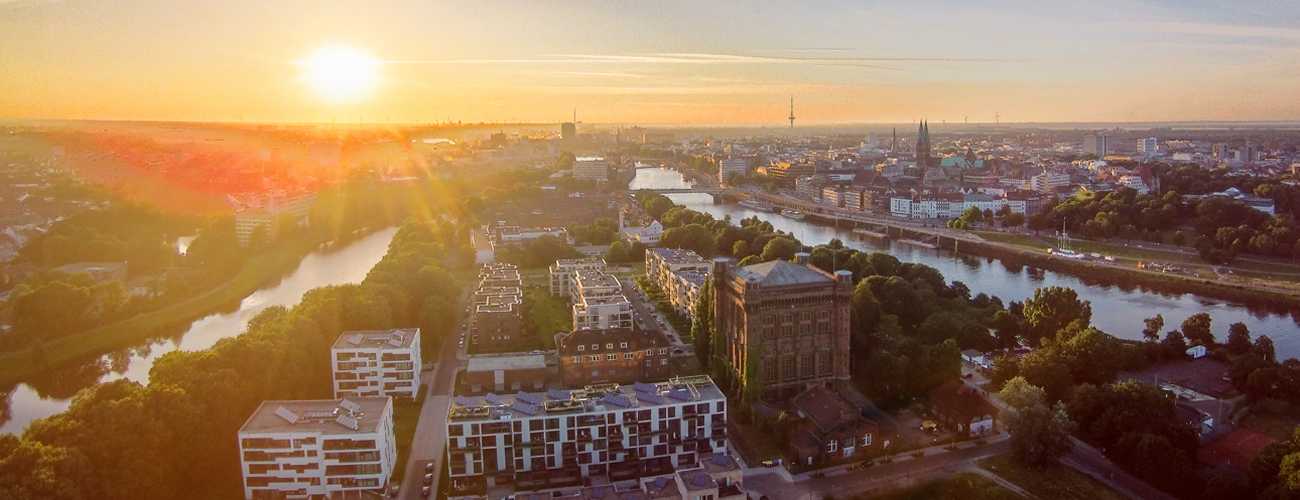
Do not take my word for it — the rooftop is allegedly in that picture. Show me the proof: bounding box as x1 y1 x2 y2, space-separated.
240 397 391 435
731 259 834 287
447 375 723 422
467 354 547 373
332 329 419 350
649 248 708 265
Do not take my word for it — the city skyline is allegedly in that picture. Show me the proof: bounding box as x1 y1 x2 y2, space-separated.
2 1 1300 124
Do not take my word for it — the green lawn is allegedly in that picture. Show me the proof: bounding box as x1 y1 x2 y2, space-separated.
978 455 1128 500
972 231 1051 252
391 395 425 482
524 290 569 350
869 472 1020 500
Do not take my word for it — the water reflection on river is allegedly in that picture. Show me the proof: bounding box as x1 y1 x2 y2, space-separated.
1 227 398 435
629 167 1300 359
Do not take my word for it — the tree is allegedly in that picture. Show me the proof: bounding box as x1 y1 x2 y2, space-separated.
961 206 984 225
759 236 802 262
659 223 716 258
1021 286 1092 341
1226 322 1252 355
605 241 629 263
691 283 714 369
1180 313 1214 347
1142 314 1164 342
1003 212 1025 227
1000 376 1076 466
1256 335 1277 363
731 240 751 259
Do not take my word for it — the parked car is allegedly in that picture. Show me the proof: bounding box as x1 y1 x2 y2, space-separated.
422 486 431 498
425 462 435 474
530 350 541 355
390 485 400 497
423 473 434 485
761 459 782 468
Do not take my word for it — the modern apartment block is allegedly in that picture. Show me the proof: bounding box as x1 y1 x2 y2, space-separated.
331 329 422 399
569 269 633 331
445 376 728 489
573 157 610 182
555 328 673 387
238 397 396 500
646 248 711 290
1030 171 1071 193
550 258 607 298
231 191 316 247
712 253 854 399
473 263 527 354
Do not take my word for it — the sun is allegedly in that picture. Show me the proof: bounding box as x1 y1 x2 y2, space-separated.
300 46 380 102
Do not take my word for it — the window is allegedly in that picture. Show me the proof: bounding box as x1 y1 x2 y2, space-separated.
763 315 776 326
781 314 792 324
646 349 654 355
863 433 872 447
620 342 628 348
658 348 668 355
780 357 794 378
572 357 581 363
800 354 813 377
606 343 614 349
624 353 634 360
578 345 585 352
762 360 776 381
592 344 599 351
661 359 668 365
607 354 616 361
819 310 830 320
827 440 837 453
801 312 811 322
818 352 832 375
590 355 600 362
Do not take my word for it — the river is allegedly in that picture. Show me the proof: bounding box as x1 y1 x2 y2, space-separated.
0 227 399 435
629 166 1300 359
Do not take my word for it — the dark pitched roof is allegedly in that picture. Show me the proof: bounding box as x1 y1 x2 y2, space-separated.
927 381 998 419
555 328 671 356
733 260 833 287
792 385 857 433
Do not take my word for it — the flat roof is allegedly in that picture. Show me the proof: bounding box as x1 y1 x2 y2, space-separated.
649 248 708 265
448 376 724 423
467 354 547 372
240 397 390 435
332 329 419 350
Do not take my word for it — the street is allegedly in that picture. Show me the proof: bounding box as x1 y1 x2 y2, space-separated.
397 298 470 500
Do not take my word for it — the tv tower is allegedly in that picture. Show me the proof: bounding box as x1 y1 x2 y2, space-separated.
788 95 795 130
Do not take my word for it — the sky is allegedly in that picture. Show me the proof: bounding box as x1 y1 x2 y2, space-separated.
2 0 1299 124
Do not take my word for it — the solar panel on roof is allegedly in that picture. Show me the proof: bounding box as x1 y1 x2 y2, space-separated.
303 410 335 419
454 396 476 407
274 406 299 424
592 488 605 499
335 414 360 431
547 389 571 400
692 474 708 487
638 392 663 404
510 401 538 416
665 389 693 401
653 477 668 488
339 399 362 413
347 333 365 345
632 382 658 393
387 337 404 348
711 454 729 467
516 392 543 405
602 394 631 408
485 393 502 404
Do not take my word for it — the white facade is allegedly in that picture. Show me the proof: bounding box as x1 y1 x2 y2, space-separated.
445 376 729 482
549 258 607 298
573 157 610 182
233 192 316 247
1030 172 1071 193
573 295 635 330
889 197 912 216
238 397 396 500
331 329 422 400
1083 133 1109 157
621 220 663 246
1137 137 1159 156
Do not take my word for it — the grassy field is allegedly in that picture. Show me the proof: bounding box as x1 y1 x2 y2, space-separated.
0 230 365 385
972 231 1051 252
978 455 1128 500
869 472 1020 500
524 289 569 350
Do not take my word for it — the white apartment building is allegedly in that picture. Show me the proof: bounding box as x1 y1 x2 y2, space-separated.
232 192 316 247
646 248 711 290
331 329 422 400
889 197 912 216
718 158 750 183
1137 137 1159 157
570 269 624 304
664 271 707 317
1083 133 1109 158
445 376 729 486
238 397 396 500
495 227 570 248
573 157 610 182
1030 172 1071 193
573 295 635 330
621 220 663 246
549 258 607 298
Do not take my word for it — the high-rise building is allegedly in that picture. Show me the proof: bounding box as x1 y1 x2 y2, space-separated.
1030 172 1072 193
712 254 853 399
1082 133 1109 157
331 329 422 399
238 397 396 500
1137 137 1158 156
718 158 750 183
561 122 576 141
572 157 609 182
1212 143 1230 159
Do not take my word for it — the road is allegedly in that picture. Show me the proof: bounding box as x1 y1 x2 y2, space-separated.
744 440 1011 500
397 297 471 500
621 279 692 354
1062 439 1178 500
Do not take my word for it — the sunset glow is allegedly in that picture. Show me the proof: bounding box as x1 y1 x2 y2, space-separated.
299 46 380 102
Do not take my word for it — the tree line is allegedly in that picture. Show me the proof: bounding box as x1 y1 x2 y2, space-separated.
0 218 469 500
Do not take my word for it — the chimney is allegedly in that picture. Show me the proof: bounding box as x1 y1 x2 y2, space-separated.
712 257 730 279
794 252 811 265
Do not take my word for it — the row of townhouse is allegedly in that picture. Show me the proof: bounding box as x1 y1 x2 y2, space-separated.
889 191 1045 219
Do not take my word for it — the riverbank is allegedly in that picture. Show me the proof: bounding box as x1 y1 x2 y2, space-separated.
950 235 1300 310
0 227 385 386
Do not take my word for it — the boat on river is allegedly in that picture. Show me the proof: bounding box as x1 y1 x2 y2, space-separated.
738 199 775 212
780 209 806 220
